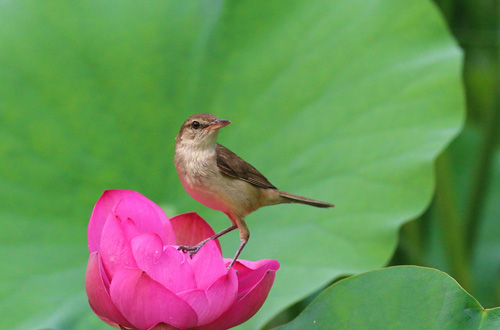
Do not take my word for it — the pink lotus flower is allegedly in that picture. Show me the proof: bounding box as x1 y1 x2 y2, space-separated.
85 190 279 330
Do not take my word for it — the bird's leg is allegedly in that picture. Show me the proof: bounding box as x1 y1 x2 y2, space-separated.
227 240 247 270
227 217 249 270
178 224 237 257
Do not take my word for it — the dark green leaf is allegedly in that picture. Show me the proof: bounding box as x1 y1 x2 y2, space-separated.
277 266 500 330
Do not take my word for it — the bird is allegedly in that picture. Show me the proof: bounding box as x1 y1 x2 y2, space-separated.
174 113 334 268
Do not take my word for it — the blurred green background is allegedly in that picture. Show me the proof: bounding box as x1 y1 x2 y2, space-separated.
0 0 497 329
391 0 500 308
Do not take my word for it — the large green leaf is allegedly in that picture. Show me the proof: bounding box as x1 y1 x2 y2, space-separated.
277 266 500 330
0 0 463 329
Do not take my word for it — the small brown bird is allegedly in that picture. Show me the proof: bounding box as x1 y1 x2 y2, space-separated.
174 113 333 268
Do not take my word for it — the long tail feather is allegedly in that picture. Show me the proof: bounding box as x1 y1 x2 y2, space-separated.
278 190 334 208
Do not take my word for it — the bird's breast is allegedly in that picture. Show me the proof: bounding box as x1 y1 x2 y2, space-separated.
175 146 217 181
175 145 230 210
174 144 264 216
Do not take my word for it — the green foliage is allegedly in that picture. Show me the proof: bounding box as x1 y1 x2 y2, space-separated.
391 0 500 315
277 266 500 330
0 0 470 329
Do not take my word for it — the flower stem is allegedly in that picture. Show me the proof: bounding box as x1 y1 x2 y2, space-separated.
463 0 500 254
434 152 472 291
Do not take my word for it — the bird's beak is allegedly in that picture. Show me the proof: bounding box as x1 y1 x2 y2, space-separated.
205 119 232 131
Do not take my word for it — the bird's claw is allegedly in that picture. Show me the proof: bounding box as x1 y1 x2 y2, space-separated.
178 245 201 258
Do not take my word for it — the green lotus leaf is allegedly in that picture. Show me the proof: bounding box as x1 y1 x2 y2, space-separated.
0 0 464 329
278 266 500 330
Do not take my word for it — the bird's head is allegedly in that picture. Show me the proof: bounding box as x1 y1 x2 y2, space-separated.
175 113 231 148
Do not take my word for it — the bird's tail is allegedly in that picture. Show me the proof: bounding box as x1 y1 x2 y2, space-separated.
278 190 334 208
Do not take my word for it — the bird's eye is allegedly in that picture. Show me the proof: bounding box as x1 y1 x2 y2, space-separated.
191 121 201 129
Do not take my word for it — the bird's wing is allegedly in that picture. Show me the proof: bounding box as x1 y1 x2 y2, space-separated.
216 144 277 189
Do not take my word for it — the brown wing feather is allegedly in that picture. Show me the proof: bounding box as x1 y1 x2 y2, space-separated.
216 144 277 189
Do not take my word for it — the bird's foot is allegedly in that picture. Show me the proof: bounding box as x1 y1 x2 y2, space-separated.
178 244 202 258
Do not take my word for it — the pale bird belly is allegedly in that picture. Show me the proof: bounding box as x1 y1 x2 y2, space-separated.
179 170 261 216
183 177 231 212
